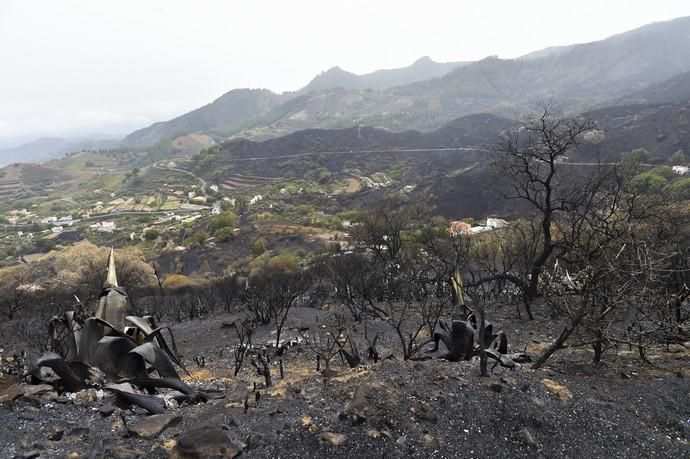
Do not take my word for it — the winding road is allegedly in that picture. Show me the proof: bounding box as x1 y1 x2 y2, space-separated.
153 163 210 199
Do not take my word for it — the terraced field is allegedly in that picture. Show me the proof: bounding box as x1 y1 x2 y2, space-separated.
221 173 282 190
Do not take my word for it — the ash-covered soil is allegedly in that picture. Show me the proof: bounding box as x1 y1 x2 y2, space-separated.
1 305 688 458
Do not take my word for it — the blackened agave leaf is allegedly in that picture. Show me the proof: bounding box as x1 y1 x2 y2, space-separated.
36 352 85 392
117 377 225 402
146 327 187 374
90 317 129 338
105 386 166 414
77 318 105 366
129 342 180 379
29 365 60 385
117 377 194 395
125 316 186 374
125 315 155 335
94 336 147 378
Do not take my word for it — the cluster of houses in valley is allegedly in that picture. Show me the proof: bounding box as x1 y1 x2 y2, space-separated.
6 208 34 225
449 217 509 236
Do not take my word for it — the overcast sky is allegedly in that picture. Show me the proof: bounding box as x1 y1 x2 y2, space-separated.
1 0 690 147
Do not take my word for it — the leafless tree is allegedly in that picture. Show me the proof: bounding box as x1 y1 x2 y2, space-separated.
324 253 387 320
232 318 254 376
491 104 597 318
532 165 690 368
300 315 346 371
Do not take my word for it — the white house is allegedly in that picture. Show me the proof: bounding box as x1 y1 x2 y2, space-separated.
90 221 116 233
486 217 508 229
672 165 689 175
57 216 74 227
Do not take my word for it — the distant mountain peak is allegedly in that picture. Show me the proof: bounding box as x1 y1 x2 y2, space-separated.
412 56 435 65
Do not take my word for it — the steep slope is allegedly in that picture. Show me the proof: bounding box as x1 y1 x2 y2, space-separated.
118 17 690 149
518 44 577 61
298 56 468 94
121 57 467 148
243 16 690 137
584 99 690 162
619 71 690 105
122 88 285 147
220 112 512 161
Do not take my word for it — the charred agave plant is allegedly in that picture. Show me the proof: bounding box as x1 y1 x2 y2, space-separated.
28 249 217 413
429 269 529 369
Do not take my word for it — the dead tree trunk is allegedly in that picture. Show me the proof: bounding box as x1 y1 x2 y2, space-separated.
251 350 272 387
532 312 583 369
478 307 488 377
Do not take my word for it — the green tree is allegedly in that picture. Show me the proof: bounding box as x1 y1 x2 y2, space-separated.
669 150 686 166
215 226 236 242
185 231 209 247
250 237 268 256
264 253 299 273
162 274 190 289
628 171 668 194
144 228 160 241
208 211 237 235
666 178 690 200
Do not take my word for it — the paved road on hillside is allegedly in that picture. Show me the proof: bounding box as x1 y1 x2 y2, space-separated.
183 146 658 168
202 146 489 162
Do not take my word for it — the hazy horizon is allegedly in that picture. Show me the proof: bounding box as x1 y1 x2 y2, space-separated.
2 0 690 147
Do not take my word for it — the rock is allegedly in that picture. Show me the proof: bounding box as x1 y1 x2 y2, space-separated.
31 440 52 450
40 391 59 402
44 426 64 441
172 425 243 458
20 450 40 459
128 413 182 439
64 427 90 442
99 403 116 417
101 443 145 458
488 382 504 393
65 452 80 459
515 427 537 447
318 431 347 446
18 395 43 408
161 439 177 455
367 429 381 439
339 381 395 425
301 415 315 430
500 376 517 386
73 389 99 406
396 436 409 448
0 384 28 403
541 378 573 400
24 384 56 397
422 433 440 449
